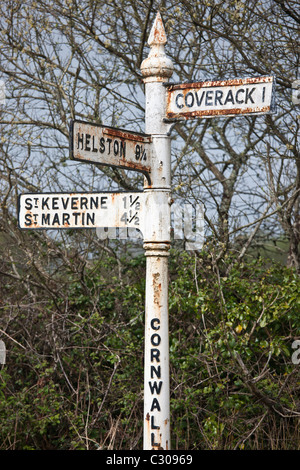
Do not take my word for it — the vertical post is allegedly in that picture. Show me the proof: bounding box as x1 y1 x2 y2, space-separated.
141 12 174 450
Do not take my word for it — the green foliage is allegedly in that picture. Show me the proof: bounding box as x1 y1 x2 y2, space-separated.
168 251 300 449
1 246 299 450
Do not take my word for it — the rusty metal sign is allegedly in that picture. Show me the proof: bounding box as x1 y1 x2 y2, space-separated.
70 120 152 183
18 192 143 230
165 76 276 120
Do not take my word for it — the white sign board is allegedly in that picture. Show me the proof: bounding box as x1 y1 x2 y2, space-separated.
166 76 276 120
18 192 143 230
70 120 152 183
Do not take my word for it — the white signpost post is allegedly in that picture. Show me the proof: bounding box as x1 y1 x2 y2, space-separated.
18 11 275 452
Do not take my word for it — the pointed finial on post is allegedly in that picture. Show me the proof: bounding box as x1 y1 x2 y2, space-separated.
141 11 173 83
148 11 167 46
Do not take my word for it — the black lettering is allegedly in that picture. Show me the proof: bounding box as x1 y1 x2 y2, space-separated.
62 197 70 210
196 90 205 107
86 213 95 225
151 333 161 347
52 197 59 210
101 196 108 208
245 87 255 104
151 433 159 447
92 135 98 152
73 212 81 225
185 92 194 108
41 197 50 210
151 416 160 430
41 214 50 225
24 198 33 210
148 381 163 395
106 138 112 154
151 318 160 330
150 398 161 412
224 89 235 105
235 89 245 104
120 141 126 158
77 133 84 150
80 197 88 209
62 213 70 226
113 140 119 156
205 90 213 106
24 213 32 226
71 197 79 210
85 134 91 151
52 213 60 225
91 197 99 209
175 93 184 109
215 90 223 106
151 365 161 379
151 348 160 363
262 86 265 103
99 137 105 153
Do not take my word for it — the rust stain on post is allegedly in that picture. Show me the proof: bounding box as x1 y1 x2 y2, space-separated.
140 12 174 84
152 272 162 309
148 12 167 46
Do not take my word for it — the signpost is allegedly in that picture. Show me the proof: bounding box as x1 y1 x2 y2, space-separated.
18 11 276 452
139 12 174 451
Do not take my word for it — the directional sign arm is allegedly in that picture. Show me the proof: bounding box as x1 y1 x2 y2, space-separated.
69 120 153 184
165 76 276 120
18 192 144 231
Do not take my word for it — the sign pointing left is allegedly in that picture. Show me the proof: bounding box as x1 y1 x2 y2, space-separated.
70 120 152 183
18 192 143 230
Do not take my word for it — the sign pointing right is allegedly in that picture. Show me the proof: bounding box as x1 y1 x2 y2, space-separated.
165 76 276 120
